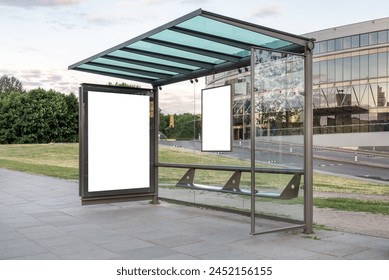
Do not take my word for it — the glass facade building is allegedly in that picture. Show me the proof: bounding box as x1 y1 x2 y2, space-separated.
206 18 389 143
309 21 389 135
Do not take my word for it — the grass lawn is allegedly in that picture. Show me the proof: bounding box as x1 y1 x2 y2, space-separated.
1 143 388 215
0 143 78 180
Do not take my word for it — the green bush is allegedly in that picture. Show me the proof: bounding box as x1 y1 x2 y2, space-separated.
0 88 78 144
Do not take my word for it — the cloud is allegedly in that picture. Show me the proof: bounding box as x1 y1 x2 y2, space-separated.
0 0 80 8
252 3 283 18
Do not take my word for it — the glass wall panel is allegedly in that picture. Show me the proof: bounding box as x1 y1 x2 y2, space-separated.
378 30 388 44
320 88 329 107
327 39 335 52
327 59 335 82
351 55 360 80
158 79 251 212
343 36 351 49
360 55 369 79
335 38 342 51
360 34 369 47
343 57 351 81
360 84 369 107
320 41 328 53
335 58 343 82
320 60 328 83
369 32 378 45
369 52 378 78
351 35 360 48
313 61 320 85
253 48 304 225
378 51 387 77
378 82 387 107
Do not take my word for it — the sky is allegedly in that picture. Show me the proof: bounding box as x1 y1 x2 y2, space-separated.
1 0 389 113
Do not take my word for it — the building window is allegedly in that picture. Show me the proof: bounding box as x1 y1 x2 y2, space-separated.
360 34 369 47
327 39 335 52
360 55 369 78
343 36 351 49
378 52 387 77
351 35 360 48
378 30 388 44
343 57 351 81
335 38 342 50
320 60 328 83
369 32 378 45
327 59 335 82
368 52 378 78
335 58 343 82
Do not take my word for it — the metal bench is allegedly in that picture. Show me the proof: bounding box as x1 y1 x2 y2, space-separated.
158 163 303 200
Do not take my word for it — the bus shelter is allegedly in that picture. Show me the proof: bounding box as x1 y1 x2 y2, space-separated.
69 9 314 234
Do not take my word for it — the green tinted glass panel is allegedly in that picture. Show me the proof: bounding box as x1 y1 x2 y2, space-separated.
178 16 292 49
93 58 178 75
110 50 198 70
77 64 159 79
151 30 248 57
127 41 224 64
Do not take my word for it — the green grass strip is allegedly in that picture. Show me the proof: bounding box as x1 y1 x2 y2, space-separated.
0 159 78 180
314 197 389 216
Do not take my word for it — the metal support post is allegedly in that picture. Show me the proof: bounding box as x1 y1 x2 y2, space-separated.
250 48 256 234
304 42 314 234
153 86 160 204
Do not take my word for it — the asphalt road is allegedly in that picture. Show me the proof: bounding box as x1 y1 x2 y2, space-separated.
161 139 389 183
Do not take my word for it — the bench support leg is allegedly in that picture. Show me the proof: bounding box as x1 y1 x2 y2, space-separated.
222 171 242 192
279 174 302 200
177 168 195 187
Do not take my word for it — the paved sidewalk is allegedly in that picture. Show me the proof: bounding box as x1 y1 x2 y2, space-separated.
0 168 388 260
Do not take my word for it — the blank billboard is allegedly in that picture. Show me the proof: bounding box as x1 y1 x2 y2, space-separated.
88 91 150 192
201 85 232 152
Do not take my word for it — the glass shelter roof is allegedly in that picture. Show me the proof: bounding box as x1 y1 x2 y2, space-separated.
69 9 312 86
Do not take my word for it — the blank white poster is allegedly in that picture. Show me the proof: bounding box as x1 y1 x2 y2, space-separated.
202 85 232 151
88 91 150 192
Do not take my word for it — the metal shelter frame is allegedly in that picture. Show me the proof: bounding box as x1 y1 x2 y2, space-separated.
70 9 314 234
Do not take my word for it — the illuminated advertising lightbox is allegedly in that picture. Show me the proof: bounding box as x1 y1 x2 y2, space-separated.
88 91 150 192
201 85 232 152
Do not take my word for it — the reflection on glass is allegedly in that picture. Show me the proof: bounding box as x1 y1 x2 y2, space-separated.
378 52 387 77
360 55 369 78
369 53 378 78
253 48 304 223
253 49 304 138
343 57 351 81
351 55 360 80
320 60 327 83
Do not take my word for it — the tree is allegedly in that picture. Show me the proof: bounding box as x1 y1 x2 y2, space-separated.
0 75 23 94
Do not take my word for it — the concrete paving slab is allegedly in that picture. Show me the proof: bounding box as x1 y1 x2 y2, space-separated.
0 168 388 260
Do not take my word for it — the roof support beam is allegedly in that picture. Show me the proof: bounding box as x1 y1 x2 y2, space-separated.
102 55 193 75
73 68 157 84
121 47 215 69
153 56 251 87
143 38 241 63
86 61 174 80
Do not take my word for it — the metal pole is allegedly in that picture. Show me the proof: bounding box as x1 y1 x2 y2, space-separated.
153 86 160 204
304 42 314 234
250 48 256 234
